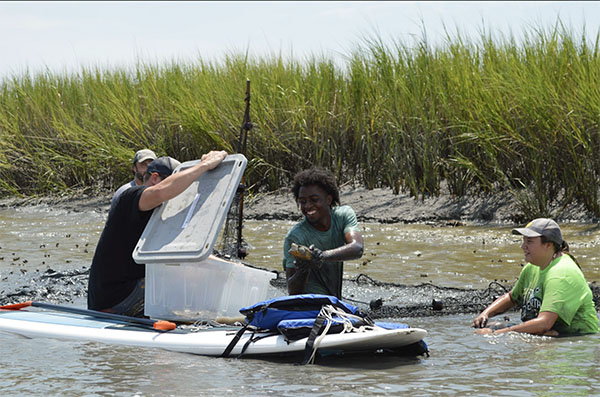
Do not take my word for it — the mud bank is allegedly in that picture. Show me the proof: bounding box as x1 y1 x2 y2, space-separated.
244 186 600 224
4 185 597 225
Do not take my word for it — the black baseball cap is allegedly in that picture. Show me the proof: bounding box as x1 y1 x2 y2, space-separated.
146 156 181 178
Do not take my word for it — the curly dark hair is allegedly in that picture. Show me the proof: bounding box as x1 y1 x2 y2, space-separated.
291 167 340 207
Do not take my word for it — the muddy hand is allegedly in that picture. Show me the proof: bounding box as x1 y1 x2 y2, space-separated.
289 243 313 261
289 243 323 268
472 313 488 328
307 245 323 264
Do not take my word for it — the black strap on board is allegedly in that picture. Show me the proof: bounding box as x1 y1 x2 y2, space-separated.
300 314 327 365
221 323 250 358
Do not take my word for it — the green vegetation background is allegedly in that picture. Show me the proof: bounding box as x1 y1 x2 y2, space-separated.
1 27 599 218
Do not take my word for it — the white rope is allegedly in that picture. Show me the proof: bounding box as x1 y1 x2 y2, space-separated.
180 319 233 332
306 305 374 364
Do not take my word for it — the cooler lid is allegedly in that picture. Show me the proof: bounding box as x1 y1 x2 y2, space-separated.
132 154 247 264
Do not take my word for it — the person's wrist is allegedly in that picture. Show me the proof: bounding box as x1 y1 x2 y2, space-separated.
319 250 328 262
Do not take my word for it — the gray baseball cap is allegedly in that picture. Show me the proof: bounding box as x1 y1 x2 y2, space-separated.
512 218 563 246
133 149 157 165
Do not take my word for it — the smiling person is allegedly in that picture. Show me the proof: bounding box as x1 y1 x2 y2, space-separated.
283 167 364 298
473 218 599 336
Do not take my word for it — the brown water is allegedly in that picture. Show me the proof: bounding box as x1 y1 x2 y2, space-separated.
244 220 600 288
0 206 599 396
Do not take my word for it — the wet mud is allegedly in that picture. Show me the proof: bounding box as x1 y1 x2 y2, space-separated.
1 267 89 306
3 266 597 319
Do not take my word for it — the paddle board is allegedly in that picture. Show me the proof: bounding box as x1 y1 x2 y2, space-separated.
0 309 427 357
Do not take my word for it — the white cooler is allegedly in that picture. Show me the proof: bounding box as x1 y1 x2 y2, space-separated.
132 154 275 321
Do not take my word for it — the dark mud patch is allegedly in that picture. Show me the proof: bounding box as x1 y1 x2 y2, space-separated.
0 266 89 306
2 265 598 319
267 270 600 319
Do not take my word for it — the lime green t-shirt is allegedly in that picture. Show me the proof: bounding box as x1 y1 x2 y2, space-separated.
510 255 599 334
282 205 360 298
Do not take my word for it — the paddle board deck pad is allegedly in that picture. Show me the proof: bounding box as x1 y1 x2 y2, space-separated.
0 309 427 358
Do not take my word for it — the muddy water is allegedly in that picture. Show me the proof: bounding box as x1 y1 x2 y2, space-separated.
1 206 599 396
244 220 600 288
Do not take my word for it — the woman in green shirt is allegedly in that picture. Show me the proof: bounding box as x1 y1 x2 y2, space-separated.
472 218 599 336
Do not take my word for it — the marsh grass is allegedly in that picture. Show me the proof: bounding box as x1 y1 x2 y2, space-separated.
1 25 599 217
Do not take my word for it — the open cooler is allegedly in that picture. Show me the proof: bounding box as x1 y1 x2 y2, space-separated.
132 154 275 321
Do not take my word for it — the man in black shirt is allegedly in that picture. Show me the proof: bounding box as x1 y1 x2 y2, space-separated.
87 151 227 317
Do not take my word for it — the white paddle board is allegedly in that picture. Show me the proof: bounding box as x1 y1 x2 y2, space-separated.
0 309 427 357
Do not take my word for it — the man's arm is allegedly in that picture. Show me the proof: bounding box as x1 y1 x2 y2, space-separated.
320 230 364 262
138 150 227 211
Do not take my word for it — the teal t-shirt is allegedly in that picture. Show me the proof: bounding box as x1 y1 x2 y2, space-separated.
510 255 599 334
283 205 360 298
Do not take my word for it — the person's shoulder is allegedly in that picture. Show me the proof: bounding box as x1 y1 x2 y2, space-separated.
557 254 577 267
332 205 356 216
285 218 309 237
332 206 359 227
125 184 145 194
117 180 135 191
112 180 134 199
549 254 581 276
110 185 149 219
118 185 146 203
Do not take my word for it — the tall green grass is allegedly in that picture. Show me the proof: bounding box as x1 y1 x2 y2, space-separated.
1 25 599 218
